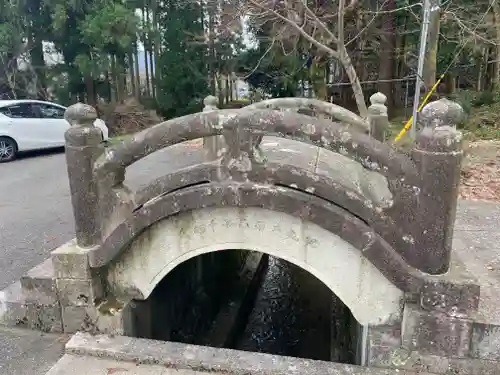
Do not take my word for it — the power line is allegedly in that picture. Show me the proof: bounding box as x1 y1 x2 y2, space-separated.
327 76 417 87
395 0 499 141
410 0 431 139
441 0 498 77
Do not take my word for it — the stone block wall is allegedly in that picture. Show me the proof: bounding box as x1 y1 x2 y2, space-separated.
50 240 256 338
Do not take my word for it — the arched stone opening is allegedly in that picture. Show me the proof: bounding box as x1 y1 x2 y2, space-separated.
108 206 404 327
105 206 404 365
122 249 364 364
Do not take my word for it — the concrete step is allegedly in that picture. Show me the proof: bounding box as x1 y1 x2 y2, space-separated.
46 354 202 375
0 279 62 333
61 332 436 375
0 281 29 327
20 258 57 304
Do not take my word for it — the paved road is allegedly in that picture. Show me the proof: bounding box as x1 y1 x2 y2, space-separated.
0 150 73 289
0 142 206 374
0 141 206 290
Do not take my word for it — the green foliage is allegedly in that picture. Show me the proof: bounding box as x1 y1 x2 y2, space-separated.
80 2 139 53
156 0 209 118
0 24 19 54
238 45 307 97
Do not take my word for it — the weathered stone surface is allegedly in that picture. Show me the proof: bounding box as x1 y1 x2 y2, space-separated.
420 280 479 316
47 353 437 375
60 300 127 335
419 98 464 130
471 323 500 361
21 258 58 304
64 333 435 375
94 109 418 182
107 206 404 326
370 348 500 374
64 103 105 248
365 323 402 367
1 279 63 333
368 92 388 142
60 305 87 333
99 178 478 314
46 354 211 375
27 302 63 333
51 239 91 280
98 182 428 294
54 98 478 366
402 303 472 358
0 281 29 328
245 97 369 132
85 105 463 280
56 278 102 307
410 100 464 274
133 140 408 257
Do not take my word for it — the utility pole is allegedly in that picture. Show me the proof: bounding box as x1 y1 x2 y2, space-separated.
410 0 431 140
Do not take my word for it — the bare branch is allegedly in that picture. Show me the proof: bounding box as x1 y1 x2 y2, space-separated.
243 37 278 79
300 0 338 43
248 0 340 58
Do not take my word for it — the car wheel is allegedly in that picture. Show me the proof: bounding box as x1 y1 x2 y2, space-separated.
0 137 18 163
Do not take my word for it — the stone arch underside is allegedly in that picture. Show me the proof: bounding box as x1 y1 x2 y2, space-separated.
107 206 404 326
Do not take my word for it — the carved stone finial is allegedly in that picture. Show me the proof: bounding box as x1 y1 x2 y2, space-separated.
370 92 387 106
203 95 218 112
416 99 464 152
369 92 388 116
64 103 98 127
419 98 464 129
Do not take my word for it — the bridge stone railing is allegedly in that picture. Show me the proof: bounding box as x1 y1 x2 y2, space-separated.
60 97 482 361
202 93 389 158
64 97 462 277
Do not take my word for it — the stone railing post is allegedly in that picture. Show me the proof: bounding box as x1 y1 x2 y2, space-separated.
64 103 105 248
367 92 388 141
411 99 464 274
202 95 225 159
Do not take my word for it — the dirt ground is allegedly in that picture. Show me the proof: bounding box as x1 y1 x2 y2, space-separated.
460 140 500 201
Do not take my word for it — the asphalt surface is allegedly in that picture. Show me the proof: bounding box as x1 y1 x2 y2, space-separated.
0 142 206 290
0 149 73 289
0 142 206 374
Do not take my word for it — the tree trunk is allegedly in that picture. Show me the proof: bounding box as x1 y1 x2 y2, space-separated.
148 48 155 98
31 39 47 99
339 46 368 117
477 48 487 91
105 69 112 102
152 0 161 84
84 75 96 105
394 13 408 108
208 0 217 94
111 55 119 102
129 50 137 98
142 6 151 97
492 1 500 90
134 42 141 96
378 0 396 113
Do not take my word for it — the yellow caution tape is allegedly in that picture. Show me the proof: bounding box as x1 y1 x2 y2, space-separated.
394 74 445 142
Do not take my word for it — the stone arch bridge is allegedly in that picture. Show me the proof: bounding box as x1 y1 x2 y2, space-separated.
0 94 487 373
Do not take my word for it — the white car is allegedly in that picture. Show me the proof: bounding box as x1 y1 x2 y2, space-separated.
0 99 109 162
